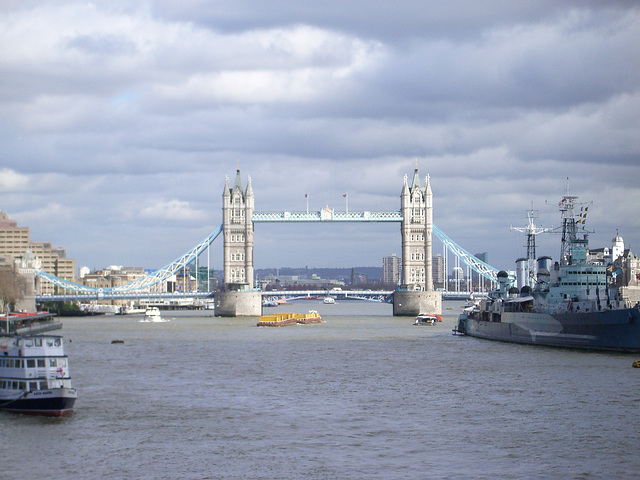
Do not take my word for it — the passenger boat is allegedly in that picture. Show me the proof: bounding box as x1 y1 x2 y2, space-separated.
414 313 442 326
140 307 168 323
0 334 76 416
257 311 323 326
455 192 640 352
323 296 335 304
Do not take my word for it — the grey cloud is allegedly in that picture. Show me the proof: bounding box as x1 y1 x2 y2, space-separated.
1 0 638 271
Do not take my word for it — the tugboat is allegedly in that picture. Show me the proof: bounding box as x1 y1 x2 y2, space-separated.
0 334 76 416
455 192 640 352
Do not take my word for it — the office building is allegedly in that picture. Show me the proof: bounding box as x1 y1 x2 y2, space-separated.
383 253 402 285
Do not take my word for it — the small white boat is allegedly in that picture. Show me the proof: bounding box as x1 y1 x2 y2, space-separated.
323 296 335 304
140 307 168 323
413 313 442 326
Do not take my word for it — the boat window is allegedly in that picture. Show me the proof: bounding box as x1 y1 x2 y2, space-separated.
39 381 47 390
50 358 57 367
34 338 42 347
0 380 5 388
46 339 54 347
18 381 26 390
15 359 23 368
24 339 33 347
29 381 37 390
37 359 45 368
27 359 35 368
54 339 61 347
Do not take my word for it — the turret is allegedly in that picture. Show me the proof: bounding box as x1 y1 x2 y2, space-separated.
401 174 410 286
424 174 433 292
497 270 510 297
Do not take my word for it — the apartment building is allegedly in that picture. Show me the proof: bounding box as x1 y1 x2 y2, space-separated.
0 211 75 294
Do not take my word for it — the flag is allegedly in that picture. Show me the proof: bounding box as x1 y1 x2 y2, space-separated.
305 194 308 198
343 194 347 198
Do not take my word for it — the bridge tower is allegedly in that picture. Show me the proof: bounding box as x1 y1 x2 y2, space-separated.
216 165 262 316
394 162 441 316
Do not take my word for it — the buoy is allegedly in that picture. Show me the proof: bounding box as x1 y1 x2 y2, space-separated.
111 340 125 344
632 360 640 368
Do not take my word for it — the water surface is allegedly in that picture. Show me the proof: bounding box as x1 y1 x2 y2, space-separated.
2 300 638 479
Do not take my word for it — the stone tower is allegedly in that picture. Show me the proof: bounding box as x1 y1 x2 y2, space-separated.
222 165 255 290
400 162 433 292
394 162 441 316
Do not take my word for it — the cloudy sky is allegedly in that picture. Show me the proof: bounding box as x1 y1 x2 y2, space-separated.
1 0 639 276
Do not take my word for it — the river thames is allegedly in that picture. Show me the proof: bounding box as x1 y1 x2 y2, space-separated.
2 300 639 479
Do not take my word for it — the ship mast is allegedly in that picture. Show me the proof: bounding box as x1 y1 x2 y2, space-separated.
511 203 552 285
557 178 591 266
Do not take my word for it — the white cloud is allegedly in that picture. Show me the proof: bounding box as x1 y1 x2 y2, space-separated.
139 199 207 222
0 168 29 191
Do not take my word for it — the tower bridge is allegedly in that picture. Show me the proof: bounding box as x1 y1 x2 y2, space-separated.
32 163 500 316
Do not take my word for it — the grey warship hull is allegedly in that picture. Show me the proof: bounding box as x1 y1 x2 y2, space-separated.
458 307 640 352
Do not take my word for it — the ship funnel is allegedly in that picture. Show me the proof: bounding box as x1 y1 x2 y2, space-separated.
537 256 552 272
515 258 527 290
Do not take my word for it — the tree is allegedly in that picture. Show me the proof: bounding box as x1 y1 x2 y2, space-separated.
0 266 26 313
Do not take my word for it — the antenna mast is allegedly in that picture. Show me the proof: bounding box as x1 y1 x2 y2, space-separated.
511 203 552 286
557 178 592 265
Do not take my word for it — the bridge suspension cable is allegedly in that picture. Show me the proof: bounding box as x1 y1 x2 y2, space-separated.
35 224 223 294
432 224 499 282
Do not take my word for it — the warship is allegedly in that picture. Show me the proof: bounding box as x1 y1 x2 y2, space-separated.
456 192 640 352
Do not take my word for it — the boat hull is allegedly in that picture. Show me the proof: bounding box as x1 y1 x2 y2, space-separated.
0 388 77 416
459 307 640 352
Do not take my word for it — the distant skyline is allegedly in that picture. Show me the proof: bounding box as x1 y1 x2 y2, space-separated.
1 1 639 273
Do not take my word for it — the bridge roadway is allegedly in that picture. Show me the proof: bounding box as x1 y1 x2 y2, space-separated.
36 290 479 303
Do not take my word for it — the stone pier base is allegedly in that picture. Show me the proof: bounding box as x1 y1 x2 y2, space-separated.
15 270 36 313
15 295 36 313
215 291 262 317
393 290 442 317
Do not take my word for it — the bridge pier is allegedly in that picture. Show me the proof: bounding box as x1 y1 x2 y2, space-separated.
393 290 442 317
214 290 262 317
